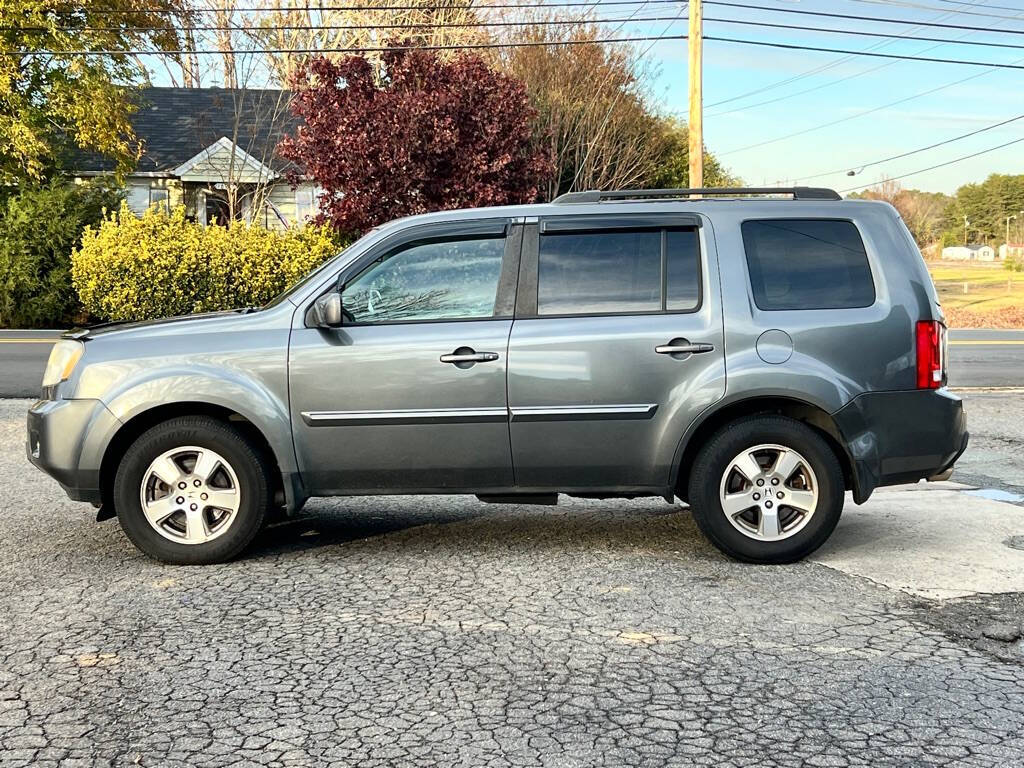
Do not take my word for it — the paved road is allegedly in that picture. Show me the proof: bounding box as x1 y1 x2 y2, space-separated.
2 394 1024 767
1 327 1021 397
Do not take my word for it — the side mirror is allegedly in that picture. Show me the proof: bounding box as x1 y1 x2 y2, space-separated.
311 291 343 328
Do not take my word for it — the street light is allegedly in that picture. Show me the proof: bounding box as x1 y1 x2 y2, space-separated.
964 216 971 246
1007 214 1017 246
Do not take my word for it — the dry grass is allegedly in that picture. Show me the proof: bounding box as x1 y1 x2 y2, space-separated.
926 261 1024 328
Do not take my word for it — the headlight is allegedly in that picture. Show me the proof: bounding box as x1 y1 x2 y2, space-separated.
42 340 84 389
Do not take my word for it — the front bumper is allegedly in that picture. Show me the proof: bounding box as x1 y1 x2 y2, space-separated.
26 398 121 504
833 388 968 503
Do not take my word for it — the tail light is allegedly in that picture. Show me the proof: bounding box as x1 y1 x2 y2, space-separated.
915 320 945 389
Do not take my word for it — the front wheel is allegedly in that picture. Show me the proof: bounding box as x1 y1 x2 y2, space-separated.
113 416 273 564
687 415 845 564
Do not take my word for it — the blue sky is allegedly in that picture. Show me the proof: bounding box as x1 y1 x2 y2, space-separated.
638 0 1024 194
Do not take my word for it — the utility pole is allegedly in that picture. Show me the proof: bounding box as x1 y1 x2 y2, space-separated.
964 216 970 246
688 0 703 191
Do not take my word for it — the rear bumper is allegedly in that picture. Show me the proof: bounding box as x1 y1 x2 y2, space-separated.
833 388 968 503
26 398 120 505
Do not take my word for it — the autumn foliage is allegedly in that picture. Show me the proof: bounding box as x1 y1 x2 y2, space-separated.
279 47 553 236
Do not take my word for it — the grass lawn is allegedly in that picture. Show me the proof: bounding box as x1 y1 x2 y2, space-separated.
925 261 1024 328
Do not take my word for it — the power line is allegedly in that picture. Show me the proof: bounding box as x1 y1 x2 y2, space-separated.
717 62 1010 155
933 0 1024 8
930 0 1024 10
796 112 1024 182
43 0 685 17
4 33 689 56
705 16 1024 51
704 35 1024 69
18 29 1024 62
0 15 688 34
704 0 983 110
702 0 1024 34
840 135 1024 193
707 2 1009 116
13 12 1024 52
838 0 1024 21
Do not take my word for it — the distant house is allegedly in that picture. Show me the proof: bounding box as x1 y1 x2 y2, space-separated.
941 244 997 261
999 243 1024 261
67 87 317 229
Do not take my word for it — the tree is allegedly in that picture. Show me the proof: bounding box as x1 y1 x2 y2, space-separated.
941 174 1024 247
650 118 741 189
278 47 553 236
853 180 950 251
0 182 121 327
497 23 664 199
0 0 187 184
496 22 737 198
249 0 491 83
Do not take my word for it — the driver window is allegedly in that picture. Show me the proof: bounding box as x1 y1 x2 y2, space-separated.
342 237 506 324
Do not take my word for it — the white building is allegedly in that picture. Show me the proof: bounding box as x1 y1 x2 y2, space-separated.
941 244 997 261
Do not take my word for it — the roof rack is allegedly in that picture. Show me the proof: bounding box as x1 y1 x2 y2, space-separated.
551 187 842 204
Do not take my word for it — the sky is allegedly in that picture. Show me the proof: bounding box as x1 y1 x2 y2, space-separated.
140 0 1024 197
636 0 1024 195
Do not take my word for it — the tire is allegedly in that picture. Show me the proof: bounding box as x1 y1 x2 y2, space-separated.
113 416 272 565
687 415 844 564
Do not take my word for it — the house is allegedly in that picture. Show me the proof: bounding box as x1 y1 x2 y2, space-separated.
999 243 1023 261
941 244 997 261
68 87 317 229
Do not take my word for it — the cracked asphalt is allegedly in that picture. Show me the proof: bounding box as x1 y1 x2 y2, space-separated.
2 395 1024 767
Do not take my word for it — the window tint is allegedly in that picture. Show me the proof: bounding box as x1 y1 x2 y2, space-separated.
666 229 701 311
741 219 875 311
537 227 701 315
342 237 505 323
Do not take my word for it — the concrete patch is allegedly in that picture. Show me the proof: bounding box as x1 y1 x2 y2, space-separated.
814 487 1024 600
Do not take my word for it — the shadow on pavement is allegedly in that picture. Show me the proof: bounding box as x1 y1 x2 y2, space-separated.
242 497 699 562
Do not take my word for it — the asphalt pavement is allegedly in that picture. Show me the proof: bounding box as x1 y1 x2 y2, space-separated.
2 393 1024 766
1 327 1021 397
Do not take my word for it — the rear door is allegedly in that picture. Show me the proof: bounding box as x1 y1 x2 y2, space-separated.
507 213 725 491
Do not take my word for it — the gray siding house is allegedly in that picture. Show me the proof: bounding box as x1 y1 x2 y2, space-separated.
69 87 317 229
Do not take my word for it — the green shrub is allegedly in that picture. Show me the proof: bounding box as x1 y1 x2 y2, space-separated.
0 182 122 327
72 204 344 321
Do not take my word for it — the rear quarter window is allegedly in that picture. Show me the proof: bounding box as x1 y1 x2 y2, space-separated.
741 219 875 311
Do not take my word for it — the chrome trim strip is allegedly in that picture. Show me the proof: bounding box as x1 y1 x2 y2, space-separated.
509 403 658 423
301 407 509 427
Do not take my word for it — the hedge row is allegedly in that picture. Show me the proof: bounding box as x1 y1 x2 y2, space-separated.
73 204 343 322
0 183 122 328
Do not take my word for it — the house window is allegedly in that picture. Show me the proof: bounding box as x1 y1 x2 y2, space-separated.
149 187 170 213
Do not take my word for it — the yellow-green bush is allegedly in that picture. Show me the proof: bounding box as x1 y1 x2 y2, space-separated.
72 204 343 321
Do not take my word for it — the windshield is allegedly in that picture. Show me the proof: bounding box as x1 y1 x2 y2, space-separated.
263 228 381 309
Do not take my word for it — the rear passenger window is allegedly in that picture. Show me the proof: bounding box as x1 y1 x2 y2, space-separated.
537 228 701 315
741 219 875 310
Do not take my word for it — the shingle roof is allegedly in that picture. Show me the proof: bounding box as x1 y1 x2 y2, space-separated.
67 87 299 174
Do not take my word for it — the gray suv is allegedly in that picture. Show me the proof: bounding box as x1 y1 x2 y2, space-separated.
27 187 968 565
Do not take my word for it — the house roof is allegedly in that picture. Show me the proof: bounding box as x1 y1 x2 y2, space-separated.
67 87 299 175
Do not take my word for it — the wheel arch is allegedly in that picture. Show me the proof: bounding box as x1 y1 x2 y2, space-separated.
674 395 857 503
98 401 301 515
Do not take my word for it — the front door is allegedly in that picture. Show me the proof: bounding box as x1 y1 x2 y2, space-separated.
507 214 726 491
289 220 520 494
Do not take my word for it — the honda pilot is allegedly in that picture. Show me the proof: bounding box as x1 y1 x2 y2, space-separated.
27 187 968 565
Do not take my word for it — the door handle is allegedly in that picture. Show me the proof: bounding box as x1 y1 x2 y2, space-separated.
440 350 500 364
655 342 715 355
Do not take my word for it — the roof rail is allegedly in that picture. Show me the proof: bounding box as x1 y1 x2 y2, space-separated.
551 187 842 204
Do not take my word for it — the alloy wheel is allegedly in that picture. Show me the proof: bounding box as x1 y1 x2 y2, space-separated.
139 446 242 545
718 443 819 542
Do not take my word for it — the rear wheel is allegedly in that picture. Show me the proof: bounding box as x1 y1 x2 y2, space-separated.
687 415 844 564
113 416 272 564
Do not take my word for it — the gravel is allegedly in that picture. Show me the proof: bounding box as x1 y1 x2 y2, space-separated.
3 397 1024 767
